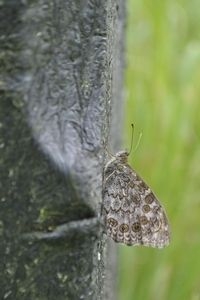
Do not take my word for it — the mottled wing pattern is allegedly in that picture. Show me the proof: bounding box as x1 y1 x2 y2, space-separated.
103 152 170 248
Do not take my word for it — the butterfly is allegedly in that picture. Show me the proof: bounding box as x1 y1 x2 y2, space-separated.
102 150 170 248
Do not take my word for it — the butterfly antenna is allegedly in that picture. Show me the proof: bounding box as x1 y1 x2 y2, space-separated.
133 132 142 153
128 123 135 155
128 123 142 156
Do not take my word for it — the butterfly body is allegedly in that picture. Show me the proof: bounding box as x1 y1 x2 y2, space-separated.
103 151 170 248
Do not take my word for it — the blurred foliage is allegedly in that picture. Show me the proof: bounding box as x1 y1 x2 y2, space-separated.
119 0 200 299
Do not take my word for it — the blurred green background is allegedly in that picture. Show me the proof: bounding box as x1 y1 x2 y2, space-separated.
120 0 200 299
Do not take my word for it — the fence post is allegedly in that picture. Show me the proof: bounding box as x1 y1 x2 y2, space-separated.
0 1 126 299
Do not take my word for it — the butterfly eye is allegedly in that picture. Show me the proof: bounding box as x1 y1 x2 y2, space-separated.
142 205 151 213
145 193 154 204
107 218 118 227
119 224 129 233
132 222 141 232
140 216 148 225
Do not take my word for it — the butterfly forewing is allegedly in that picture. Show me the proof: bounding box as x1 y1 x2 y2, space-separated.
103 151 170 248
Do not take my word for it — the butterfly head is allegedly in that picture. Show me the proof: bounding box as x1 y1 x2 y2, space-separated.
115 150 129 163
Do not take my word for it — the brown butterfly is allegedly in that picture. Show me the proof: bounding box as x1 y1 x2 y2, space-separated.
102 127 170 248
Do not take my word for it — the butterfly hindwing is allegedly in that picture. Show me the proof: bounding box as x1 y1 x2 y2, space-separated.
103 151 170 248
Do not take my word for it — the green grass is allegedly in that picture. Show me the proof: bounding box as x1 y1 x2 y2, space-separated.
119 1 200 299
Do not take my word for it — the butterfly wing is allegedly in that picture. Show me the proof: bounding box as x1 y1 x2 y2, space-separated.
103 160 170 248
